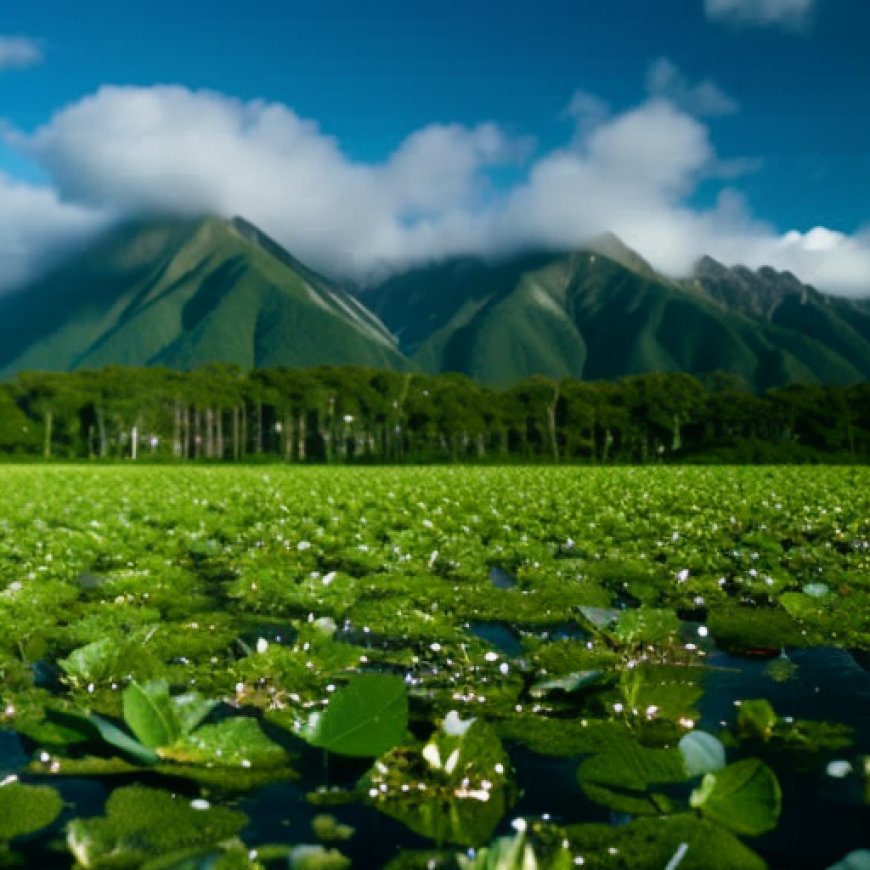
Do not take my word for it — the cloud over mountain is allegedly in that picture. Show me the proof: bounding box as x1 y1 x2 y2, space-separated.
2 63 868 297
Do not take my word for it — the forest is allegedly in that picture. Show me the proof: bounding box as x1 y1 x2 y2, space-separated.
1 365 869 463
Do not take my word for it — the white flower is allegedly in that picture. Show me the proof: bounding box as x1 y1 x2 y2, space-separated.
826 760 853 779
442 710 475 736
422 743 442 769
443 748 461 775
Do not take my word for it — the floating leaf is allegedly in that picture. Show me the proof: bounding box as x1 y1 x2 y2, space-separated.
577 740 688 815
301 674 408 757
564 814 767 870
736 699 778 741
529 670 605 698
159 717 288 768
612 608 680 645
827 850 870 870
368 720 515 847
679 730 726 778
0 782 63 841
66 785 247 868
579 607 620 629
690 759 782 836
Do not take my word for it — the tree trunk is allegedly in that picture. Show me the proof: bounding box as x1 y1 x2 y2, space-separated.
216 409 224 460
297 413 307 462
173 401 182 458
205 408 214 458
97 407 108 458
255 402 263 454
43 410 53 460
283 414 293 462
547 382 561 463
232 407 240 461
131 424 139 461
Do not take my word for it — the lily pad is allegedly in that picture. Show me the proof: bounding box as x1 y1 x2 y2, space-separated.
689 759 782 836
300 674 408 757
679 730 726 778
66 785 247 868
577 739 688 815
368 720 515 847
0 781 63 842
159 717 288 768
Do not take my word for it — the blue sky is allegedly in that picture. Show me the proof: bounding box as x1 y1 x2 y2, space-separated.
1 0 869 294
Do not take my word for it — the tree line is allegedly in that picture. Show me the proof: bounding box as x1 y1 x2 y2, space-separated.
0 365 868 463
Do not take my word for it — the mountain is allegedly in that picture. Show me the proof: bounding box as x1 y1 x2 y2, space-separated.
2 218 868 390
366 240 870 390
0 216 408 377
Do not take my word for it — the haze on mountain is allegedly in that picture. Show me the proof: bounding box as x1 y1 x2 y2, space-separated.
0 215 868 392
0 216 407 378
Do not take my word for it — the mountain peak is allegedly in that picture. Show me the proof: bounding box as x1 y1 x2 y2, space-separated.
584 232 657 277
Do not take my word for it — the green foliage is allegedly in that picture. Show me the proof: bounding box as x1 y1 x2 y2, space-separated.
299 674 409 757
66 785 248 868
368 719 515 847
690 759 782 836
0 465 868 866
577 738 689 815
0 781 63 842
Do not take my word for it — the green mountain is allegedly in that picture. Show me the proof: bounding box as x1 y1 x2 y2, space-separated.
0 216 408 376
366 238 870 389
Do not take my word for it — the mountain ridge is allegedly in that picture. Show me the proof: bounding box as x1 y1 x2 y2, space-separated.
1 216 868 391
0 215 408 377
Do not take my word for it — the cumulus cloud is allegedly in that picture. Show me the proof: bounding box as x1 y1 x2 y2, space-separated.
12 85 528 276
0 36 43 70
645 58 739 116
704 0 816 28
2 81 869 297
0 172 107 290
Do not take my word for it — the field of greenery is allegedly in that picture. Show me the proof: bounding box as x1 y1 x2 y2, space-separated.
0 465 869 869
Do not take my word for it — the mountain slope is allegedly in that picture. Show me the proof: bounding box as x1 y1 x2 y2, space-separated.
0 216 408 376
367 242 870 389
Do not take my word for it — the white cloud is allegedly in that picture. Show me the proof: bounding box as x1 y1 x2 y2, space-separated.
0 172 107 290
646 58 738 116
704 0 816 28
0 36 43 70
12 85 526 276
2 81 869 297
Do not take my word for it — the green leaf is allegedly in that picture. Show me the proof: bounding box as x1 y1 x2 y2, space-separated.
59 637 115 683
301 674 408 757
577 739 688 815
529 670 605 698
368 720 515 847
736 699 778 741
159 717 288 768
612 608 680 645
679 730 726 778
90 712 160 765
123 680 181 749
565 814 767 870
0 782 63 841
690 759 782 836
66 785 247 868
170 693 218 737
